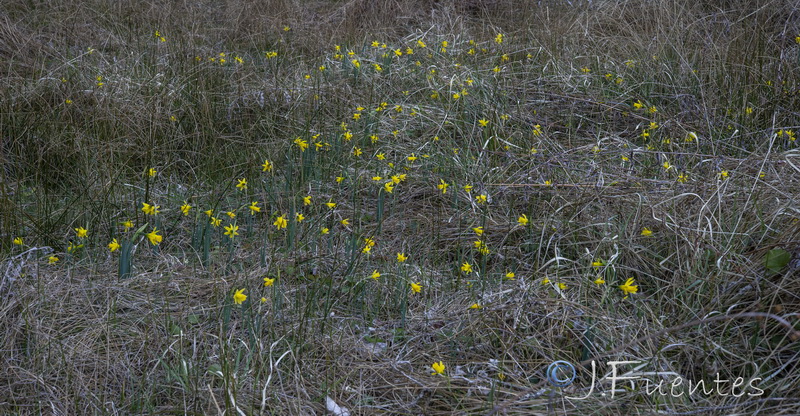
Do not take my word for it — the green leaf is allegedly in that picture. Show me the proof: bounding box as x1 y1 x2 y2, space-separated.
765 248 790 273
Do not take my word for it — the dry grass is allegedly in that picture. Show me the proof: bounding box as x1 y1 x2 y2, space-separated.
2 0 800 414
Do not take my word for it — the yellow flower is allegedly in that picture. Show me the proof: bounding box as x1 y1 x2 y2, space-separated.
410 282 422 293
718 170 729 179
461 262 473 273
640 227 653 237
517 214 529 226
592 259 605 269
13 237 23 246
437 179 448 194
352 147 363 157
210 217 221 227
146 228 163 245
108 238 120 252
233 288 247 305
662 161 672 170
594 277 606 285
397 252 408 263
495 33 504 44
296 213 305 222
249 202 261 214
351 59 360 68
469 303 482 310
262 160 273 172
224 224 239 239
148 168 157 177
236 178 247 191
294 138 309 151
431 361 445 375
478 119 489 127
505 271 515 280
619 277 638 297
303 195 312 205
226 211 236 219
261 297 267 303
558 283 567 290
377 153 386 161
205 209 213 217
463 184 473 193
75 227 88 238
475 194 487 204
417 39 426 48
383 182 394 193
180 202 192 216
263 277 275 287
407 153 417 162
677 173 688 183
142 202 159 216
325 200 337 210
48 256 59 264
336 176 345 183
370 270 380 280
472 227 484 236
321 227 330 235
273 215 288 230
340 218 350 226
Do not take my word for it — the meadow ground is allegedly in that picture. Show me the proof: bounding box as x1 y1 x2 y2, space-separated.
2 0 800 414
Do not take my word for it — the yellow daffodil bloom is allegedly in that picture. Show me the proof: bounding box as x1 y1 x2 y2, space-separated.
75 227 88 238
273 215 288 230
410 282 422 293
517 214 529 226
437 179 448 194
13 237 23 245
431 361 445 375
461 262 473 273
236 178 247 191
640 227 653 236
370 270 380 280
108 238 120 252
397 252 408 263
472 226 483 236
146 228 162 245
249 202 261 214
224 224 239 239
48 256 59 264
262 160 273 172
180 202 191 216
233 288 247 305
303 196 312 205
263 277 275 287
619 277 638 297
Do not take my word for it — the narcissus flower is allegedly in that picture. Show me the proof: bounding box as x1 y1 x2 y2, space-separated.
210 217 222 227
249 202 261 214
224 224 239 239
263 277 275 287
273 215 288 230
108 238 120 252
475 194 487 204
13 237 23 246
142 202 159 216
410 282 422 293
431 361 445 375
148 168 157 177
122 220 134 231
296 213 305 222
472 227 483 236
75 227 88 238
262 160 273 172
461 262 473 273
340 218 350 226
180 202 192 216
469 303 482 310
437 179 448 194
478 119 489 127
146 228 163 245
517 214 529 226
226 211 236 219
619 277 638 298
370 270 381 280
233 288 247 305
325 200 337 209
505 271 515 280
236 178 247 191
303 195 312 205
594 277 606 285
640 227 653 237
48 256 59 264
592 259 605 269
321 227 330 235
383 182 394 193
397 252 408 263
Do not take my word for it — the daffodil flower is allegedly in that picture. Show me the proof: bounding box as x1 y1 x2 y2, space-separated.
233 288 247 305
431 361 445 375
